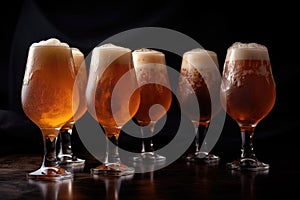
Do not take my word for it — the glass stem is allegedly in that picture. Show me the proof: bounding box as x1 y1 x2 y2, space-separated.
59 129 73 156
41 128 60 167
141 122 155 153
192 121 209 154
192 122 200 153
104 127 121 165
240 126 257 160
199 122 209 153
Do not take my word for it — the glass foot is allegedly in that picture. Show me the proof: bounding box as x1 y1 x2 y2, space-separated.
27 166 73 181
132 152 166 163
91 163 135 176
58 154 85 168
184 151 220 164
226 158 269 171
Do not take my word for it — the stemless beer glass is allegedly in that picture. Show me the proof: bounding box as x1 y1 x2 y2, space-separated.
177 49 222 164
131 48 172 162
220 42 276 171
86 43 140 176
21 38 79 180
57 47 87 167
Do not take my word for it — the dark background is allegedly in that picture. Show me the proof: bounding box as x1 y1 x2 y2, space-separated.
0 0 299 165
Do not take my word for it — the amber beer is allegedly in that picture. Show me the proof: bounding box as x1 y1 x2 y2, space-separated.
132 49 172 126
177 49 221 125
220 44 276 126
86 44 140 138
21 45 79 132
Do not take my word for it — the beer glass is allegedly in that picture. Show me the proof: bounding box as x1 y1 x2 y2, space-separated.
220 42 276 171
131 48 172 162
177 49 221 164
86 44 140 176
21 38 79 180
57 47 87 167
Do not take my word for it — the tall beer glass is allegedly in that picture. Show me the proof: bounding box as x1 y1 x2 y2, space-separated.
21 38 79 180
57 47 87 167
220 42 276 171
86 44 140 176
132 48 172 162
177 49 221 164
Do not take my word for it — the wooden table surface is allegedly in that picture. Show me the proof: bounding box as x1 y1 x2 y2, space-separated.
0 149 298 200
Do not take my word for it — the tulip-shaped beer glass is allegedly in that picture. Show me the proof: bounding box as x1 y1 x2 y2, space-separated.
220 42 276 171
131 48 172 163
86 44 140 176
177 49 222 164
21 38 79 180
57 47 87 167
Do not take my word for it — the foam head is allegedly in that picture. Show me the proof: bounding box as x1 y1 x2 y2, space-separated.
132 48 166 67
90 43 132 73
71 47 85 72
132 48 170 86
31 38 69 47
182 48 219 70
93 43 131 56
225 42 269 61
71 47 83 56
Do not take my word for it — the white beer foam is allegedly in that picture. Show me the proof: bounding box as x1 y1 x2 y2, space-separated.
133 48 164 54
71 47 83 56
225 42 269 61
91 43 131 66
132 48 169 86
183 48 219 68
132 48 165 68
71 47 85 71
31 38 69 47
90 43 132 74
95 43 131 53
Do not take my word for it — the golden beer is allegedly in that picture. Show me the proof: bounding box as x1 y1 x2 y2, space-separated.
21 38 78 180
87 44 140 175
22 45 79 133
61 48 87 129
86 44 140 138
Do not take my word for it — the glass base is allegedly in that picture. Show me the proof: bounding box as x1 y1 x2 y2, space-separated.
91 163 135 176
27 166 73 181
226 158 269 171
184 151 220 164
58 154 85 168
132 152 166 163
